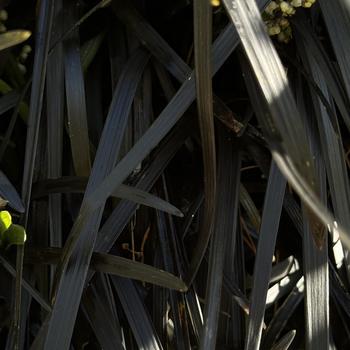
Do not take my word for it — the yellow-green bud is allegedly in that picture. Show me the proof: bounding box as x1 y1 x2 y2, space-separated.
279 18 290 29
280 1 296 15
268 25 281 36
0 10 8 21
265 1 279 15
22 45 32 54
211 0 220 6
291 0 302 7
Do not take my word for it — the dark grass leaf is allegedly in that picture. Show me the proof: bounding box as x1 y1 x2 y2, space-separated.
81 32 105 73
0 91 19 115
189 0 216 284
46 0 64 251
262 278 304 350
49 0 111 54
0 170 24 212
0 254 51 312
0 81 30 162
24 246 187 291
271 330 296 350
111 0 190 82
63 0 91 176
113 185 183 217
222 223 246 349
244 162 286 350
82 274 125 350
180 192 204 240
0 30 31 51
108 20 127 89
200 126 240 350
156 210 187 348
329 263 350 321
93 253 187 291
239 183 261 232
152 252 168 345
153 60 177 101
43 48 149 350
292 16 350 132
33 177 183 216
111 276 164 350
21 0 54 217
15 1 54 348
319 0 350 123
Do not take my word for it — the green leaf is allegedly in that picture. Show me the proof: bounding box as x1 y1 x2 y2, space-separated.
0 30 31 51
0 210 12 235
2 224 26 247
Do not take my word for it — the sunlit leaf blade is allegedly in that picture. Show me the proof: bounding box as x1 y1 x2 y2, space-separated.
262 278 304 350
303 209 329 349
245 162 286 350
0 30 31 51
265 261 301 308
269 256 295 286
222 0 350 250
271 330 296 350
295 40 330 349
240 51 350 251
200 126 240 350
222 0 313 176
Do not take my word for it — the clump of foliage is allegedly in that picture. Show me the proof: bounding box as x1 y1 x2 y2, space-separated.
1 0 350 349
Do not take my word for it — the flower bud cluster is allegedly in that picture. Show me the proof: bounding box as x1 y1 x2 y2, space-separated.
264 0 316 43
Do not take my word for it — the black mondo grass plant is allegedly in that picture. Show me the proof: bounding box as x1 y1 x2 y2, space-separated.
1 0 350 348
